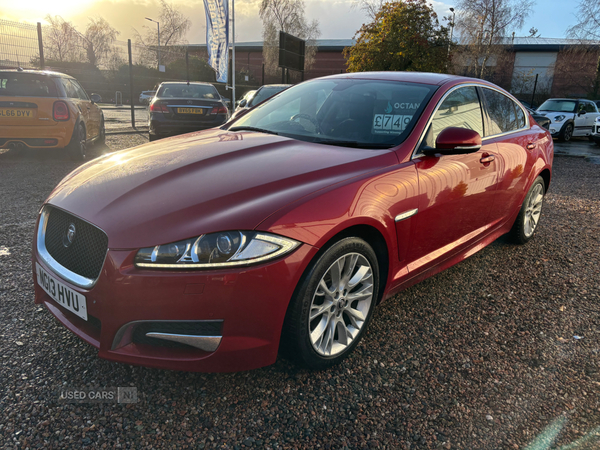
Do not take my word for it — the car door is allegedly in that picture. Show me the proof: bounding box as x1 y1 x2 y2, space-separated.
71 79 100 138
60 78 89 138
479 87 540 224
406 85 500 273
580 101 598 136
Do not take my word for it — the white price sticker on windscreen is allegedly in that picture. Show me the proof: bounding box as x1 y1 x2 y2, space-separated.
373 114 412 134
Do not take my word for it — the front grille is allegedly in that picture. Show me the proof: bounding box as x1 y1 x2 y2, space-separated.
44 206 108 280
132 321 223 349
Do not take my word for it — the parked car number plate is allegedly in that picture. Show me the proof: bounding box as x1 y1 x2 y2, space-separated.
0 108 34 118
177 108 203 114
36 263 88 321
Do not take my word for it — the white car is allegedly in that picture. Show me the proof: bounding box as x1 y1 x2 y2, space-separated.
139 90 156 105
537 98 600 142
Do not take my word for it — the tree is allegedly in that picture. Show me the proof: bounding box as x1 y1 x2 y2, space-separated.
83 17 119 68
133 0 192 68
352 0 389 20
44 15 85 63
453 0 533 79
567 0 600 40
344 0 451 73
259 0 320 77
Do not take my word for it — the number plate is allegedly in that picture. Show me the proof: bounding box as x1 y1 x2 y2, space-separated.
177 108 203 115
36 263 88 321
0 108 34 118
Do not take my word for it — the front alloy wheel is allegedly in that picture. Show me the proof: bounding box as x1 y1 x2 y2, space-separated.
309 253 374 356
559 123 573 142
283 237 379 369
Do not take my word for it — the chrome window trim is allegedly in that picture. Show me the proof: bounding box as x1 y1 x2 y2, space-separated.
36 206 108 290
411 83 530 160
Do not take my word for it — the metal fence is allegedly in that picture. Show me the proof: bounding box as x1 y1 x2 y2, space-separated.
0 19 42 69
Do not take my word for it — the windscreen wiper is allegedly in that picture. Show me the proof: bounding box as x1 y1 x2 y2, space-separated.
229 126 280 136
312 138 393 149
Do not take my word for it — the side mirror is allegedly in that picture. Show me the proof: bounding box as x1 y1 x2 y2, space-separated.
423 127 482 156
578 110 587 115
238 99 247 108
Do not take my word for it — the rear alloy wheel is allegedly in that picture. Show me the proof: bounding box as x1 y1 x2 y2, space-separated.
283 237 379 369
559 122 573 142
67 123 87 161
509 176 545 244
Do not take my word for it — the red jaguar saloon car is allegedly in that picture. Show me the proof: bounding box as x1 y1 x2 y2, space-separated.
33 72 553 372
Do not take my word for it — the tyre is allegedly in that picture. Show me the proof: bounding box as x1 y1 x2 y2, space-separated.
509 176 545 245
67 123 87 161
283 237 379 369
558 122 573 142
97 117 105 146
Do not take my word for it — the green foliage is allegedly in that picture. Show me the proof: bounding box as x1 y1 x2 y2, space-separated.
344 0 451 73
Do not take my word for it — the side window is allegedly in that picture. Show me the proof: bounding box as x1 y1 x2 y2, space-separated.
516 106 526 128
61 79 79 99
425 86 484 145
483 88 521 135
71 80 89 100
584 102 596 113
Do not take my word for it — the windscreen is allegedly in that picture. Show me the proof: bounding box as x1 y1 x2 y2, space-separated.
157 84 219 99
538 99 577 113
230 78 436 148
0 73 58 97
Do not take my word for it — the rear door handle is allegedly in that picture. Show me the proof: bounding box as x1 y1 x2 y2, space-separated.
480 155 495 164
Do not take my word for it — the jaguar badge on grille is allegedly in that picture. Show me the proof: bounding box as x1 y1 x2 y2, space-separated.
63 223 77 248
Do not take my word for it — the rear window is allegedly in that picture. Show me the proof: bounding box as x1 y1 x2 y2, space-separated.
157 84 218 99
249 86 289 107
0 73 58 97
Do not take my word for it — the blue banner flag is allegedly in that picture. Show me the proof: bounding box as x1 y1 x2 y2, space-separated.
203 0 229 83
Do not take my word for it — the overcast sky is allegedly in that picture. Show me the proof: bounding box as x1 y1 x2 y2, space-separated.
0 0 582 44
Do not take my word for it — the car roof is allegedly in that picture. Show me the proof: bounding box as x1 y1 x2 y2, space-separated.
159 81 214 86
259 84 292 89
318 71 475 86
543 98 586 101
0 68 73 79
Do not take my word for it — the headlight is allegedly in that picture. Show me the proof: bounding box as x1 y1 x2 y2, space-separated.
554 115 566 121
134 231 300 269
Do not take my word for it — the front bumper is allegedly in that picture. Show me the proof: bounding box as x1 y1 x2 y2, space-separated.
33 236 317 372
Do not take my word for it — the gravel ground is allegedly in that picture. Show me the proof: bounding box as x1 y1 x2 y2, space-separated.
0 137 599 449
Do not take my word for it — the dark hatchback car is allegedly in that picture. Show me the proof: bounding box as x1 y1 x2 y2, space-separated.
148 82 229 141
230 84 291 121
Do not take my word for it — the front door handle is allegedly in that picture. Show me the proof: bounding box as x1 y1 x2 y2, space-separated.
480 155 495 164
527 143 536 150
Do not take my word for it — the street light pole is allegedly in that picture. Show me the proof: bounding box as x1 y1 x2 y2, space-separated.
145 17 161 70
447 7 455 70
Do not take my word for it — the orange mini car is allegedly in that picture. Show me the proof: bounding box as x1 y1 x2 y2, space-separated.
0 69 104 160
